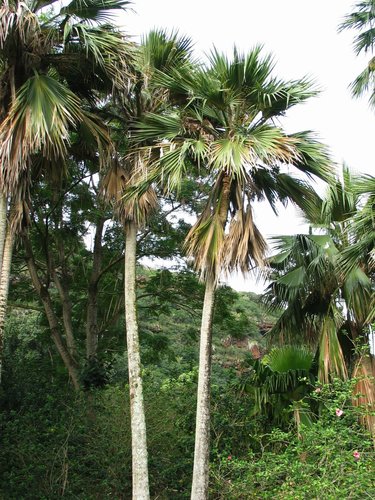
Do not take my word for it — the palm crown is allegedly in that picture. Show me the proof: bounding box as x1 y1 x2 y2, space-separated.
0 0 130 195
133 46 333 280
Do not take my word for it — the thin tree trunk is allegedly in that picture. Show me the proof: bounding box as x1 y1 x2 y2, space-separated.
51 205 78 357
23 234 80 390
49 260 77 359
124 220 150 500
86 217 105 359
0 227 13 380
0 194 7 273
191 173 231 499
191 274 216 500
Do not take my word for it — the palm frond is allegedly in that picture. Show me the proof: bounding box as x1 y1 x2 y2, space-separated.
263 345 314 372
339 1 375 105
0 73 84 188
133 113 183 142
289 131 334 182
139 29 194 75
222 199 267 275
60 0 130 23
260 77 318 119
184 174 231 280
103 153 157 226
0 0 39 48
247 125 299 165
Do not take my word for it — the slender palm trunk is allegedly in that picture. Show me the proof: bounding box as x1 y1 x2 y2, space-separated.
124 220 150 500
0 195 7 273
0 226 13 380
191 274 216 500
191 174 231 499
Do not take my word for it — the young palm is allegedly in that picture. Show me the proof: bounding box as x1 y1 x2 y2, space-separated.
102 30 194 500
133 46 333 499
0 0 130 378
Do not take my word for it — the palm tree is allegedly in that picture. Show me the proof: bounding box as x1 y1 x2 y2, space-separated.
132 46 333 499
264 166 373 379
102 30 194 500
0 0 130 379
263 167 374 438
339 0 375 107
248 345 315 431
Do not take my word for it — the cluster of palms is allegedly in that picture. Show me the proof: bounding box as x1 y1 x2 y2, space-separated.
1 1 374 499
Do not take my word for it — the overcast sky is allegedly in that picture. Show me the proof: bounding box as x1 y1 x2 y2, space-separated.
120 1 374 292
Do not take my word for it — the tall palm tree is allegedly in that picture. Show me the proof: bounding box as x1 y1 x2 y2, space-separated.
264 167 373 377
339 0 375 107
132 46 333 499
102 30 194 500
0 0 130 378
264 167 374 436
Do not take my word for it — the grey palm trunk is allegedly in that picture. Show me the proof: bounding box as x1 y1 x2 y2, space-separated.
0 195 7 274
0 222 13 380
191 175 231 499
124 221 150 500
191 274 216 500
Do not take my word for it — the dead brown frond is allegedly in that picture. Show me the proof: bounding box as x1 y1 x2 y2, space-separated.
352 355 375 442
222 202 267 276
101 152 157 226
101 159 128 203
318 314 347 383
0 1 39 49
185 207 225 282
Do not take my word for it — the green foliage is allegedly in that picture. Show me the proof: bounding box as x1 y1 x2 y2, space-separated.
244 346 316 427
211 379 375 499
340 0 375 107
2 312 374 499
263 346 314 372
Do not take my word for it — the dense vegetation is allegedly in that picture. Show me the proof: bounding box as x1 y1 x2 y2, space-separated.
0 0 374 499
1 302 374 499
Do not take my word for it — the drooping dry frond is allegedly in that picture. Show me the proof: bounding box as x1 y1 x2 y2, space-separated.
0 0 39 48
184 173 230 280
102 152 157 226
185 208 226 281
352 355 375 440
318 313 347 383
223 203 267 276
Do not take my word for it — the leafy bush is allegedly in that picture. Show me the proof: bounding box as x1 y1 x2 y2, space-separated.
210 379 375 499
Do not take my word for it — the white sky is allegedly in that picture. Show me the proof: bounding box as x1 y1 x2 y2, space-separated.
121 1 374 292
